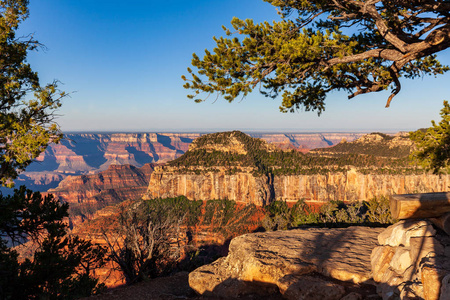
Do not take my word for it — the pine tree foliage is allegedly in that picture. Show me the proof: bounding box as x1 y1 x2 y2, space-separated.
183 0 450 114
410 100 450 174
0 1 106 298
0 0 64 187
0 187 106 299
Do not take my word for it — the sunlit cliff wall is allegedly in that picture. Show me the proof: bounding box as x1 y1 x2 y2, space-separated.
146 167 450 205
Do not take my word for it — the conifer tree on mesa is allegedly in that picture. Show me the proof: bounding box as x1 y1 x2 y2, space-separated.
183 0 450 114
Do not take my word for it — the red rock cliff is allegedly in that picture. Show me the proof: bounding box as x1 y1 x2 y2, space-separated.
47 163 154 227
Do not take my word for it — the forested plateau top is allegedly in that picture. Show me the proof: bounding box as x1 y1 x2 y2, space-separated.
13 132 365 191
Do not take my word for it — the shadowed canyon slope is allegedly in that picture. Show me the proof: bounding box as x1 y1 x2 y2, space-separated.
14 132 364 191
146 131 450 205
47 163 155 227
16 133 198 191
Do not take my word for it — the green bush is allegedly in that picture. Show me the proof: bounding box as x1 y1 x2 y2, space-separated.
364 196 396 225
146 196 203 227
263 196 395 231
262 199 320 231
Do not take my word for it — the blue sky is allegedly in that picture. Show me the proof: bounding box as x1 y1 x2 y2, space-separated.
20 0 450 132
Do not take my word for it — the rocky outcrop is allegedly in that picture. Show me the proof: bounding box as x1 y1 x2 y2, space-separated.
273 171 450 203
146 131 446 205
371 220 450 300
47 164 154 227
145 166 273 206
147 167 450 205
189 226 384 299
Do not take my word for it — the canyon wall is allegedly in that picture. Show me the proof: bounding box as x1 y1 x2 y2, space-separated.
13 132 363 192
252 132 365 152
47 163 154 227
28 133 200 173
145 167 273 206
49 164 154 204
146 167 450 205
273 169 450 203
15 132 199 191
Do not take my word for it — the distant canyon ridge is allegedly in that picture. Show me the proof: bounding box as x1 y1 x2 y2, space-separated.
16 132 365 191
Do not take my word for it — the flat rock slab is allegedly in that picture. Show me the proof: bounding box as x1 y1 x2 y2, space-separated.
190 226 385 299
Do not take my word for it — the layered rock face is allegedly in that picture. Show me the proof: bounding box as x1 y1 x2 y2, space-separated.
189 226 384 299
145 167 273 206
30 133 199 172
273 171 450 203
13 172 66 191
47 163 154 227
16 133 199 191
146 131 448 205
14 131 362 192
147 168 450 205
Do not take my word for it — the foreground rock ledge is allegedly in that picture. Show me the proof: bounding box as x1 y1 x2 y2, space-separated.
189 226 384 299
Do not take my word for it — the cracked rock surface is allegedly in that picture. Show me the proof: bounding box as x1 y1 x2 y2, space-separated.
189 226 384 299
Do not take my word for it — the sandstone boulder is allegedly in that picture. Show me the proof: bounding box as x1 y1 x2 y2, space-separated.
377 220 436 247
189 227 384 299
440 274 450 300
420 256 450 300
389 247 411 275
372 219 450 300
410 236 444 267
278 275 346 300
371 246 395 282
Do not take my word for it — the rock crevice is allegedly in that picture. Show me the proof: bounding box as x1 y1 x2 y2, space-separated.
189 227 384 299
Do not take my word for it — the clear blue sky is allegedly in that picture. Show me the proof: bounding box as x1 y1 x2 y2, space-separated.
20 0 450 132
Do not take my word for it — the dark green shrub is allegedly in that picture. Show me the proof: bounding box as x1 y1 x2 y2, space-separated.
263 196 394 231
262 199 320 231
364 196 396 225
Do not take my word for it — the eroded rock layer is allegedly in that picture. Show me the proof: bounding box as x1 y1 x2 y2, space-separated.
145 167 273 206
13 132 363 192
189 227 384 299
273 171 450 203
147 168 450 205
146 131 449 205
47 164 154 227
